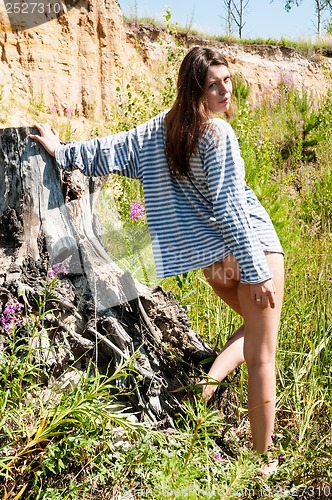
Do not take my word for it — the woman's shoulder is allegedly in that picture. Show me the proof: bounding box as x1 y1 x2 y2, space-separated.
209 117 234 135
200 117 235 147
136 110 168 136
144 110 168 127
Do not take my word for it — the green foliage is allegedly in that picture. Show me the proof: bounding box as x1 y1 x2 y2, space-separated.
2 26 332 498
122 10 332 55
0 273 145 498
28 77 46 114
277 86 320 165
317 86 332 142
298 166 332 231
231 73 251 106
326 19 332 34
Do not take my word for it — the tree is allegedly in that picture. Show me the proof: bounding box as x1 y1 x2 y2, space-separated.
222 0 249 38
223 0 234 36
0 126 218 426
283 0 332 36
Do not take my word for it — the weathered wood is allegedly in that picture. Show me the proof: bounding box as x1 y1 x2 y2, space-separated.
0 126 216 425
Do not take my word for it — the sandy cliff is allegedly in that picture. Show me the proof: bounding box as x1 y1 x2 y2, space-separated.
0 0 135 121
0 0 331 126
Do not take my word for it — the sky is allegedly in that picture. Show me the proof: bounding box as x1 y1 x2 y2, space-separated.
117 0 330 40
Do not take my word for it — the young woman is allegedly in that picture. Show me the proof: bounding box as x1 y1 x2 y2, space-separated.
30 46 284 472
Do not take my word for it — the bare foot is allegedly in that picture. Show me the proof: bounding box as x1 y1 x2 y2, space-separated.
199 379 218 401
183 378 220 403
258 457 278 477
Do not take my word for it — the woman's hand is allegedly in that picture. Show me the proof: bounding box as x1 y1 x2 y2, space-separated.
250 278 277 309
29 123 61 157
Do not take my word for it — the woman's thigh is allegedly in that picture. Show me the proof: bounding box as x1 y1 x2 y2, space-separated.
203 254 240 289
202 254 242 314
239 252 284 364
202 252 284 319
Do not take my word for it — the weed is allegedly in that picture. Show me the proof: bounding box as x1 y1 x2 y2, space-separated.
1 23 332 498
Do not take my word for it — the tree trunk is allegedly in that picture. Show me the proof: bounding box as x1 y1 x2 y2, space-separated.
0 126 217 427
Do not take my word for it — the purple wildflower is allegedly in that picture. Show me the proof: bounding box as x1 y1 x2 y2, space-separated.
64 106 73 117
130 201 145 222
49 104 57 113
47 263 69 279
278 453 285 463
1 299 24 331
214 451 222 462
280 70 294 90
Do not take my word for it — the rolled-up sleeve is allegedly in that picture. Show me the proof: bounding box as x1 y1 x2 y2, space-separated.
202 120 272 284
55 128 140 179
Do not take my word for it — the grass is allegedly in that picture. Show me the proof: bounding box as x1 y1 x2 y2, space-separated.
0 24 332 499
123 10 332 57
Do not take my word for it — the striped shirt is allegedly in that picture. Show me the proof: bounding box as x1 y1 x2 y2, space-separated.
55 111 283 282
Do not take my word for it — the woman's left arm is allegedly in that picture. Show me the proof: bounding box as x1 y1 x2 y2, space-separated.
250 278 277 309
202 119 272 286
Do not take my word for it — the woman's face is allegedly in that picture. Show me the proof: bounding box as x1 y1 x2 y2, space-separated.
204 64 232 114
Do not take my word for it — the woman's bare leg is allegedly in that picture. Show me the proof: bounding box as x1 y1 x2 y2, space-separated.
200 325 245 400
201 259 245 400
239 252 284 453
201 252 284 454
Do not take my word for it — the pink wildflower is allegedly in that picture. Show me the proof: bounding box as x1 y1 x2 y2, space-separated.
47 263 69 279
130 201 145 222
280 71 294 89
64 106 73 117
1 299 24 331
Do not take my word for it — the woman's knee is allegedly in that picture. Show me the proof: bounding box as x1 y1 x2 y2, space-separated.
244 348 276 370
244 324 278 368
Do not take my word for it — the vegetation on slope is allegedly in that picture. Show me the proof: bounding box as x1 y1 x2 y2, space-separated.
0 22 331 499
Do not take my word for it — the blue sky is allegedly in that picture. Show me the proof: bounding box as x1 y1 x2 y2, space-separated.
117 0 330 39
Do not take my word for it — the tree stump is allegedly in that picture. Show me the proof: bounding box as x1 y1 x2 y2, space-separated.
0 127 217 427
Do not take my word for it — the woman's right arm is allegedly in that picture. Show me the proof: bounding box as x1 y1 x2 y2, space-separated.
30 123 141 179
30 123 60 157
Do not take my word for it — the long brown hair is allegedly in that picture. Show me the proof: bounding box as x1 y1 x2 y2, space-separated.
165 46 229 177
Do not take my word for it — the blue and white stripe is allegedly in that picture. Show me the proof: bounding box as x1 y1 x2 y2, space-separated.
55 111 282 282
